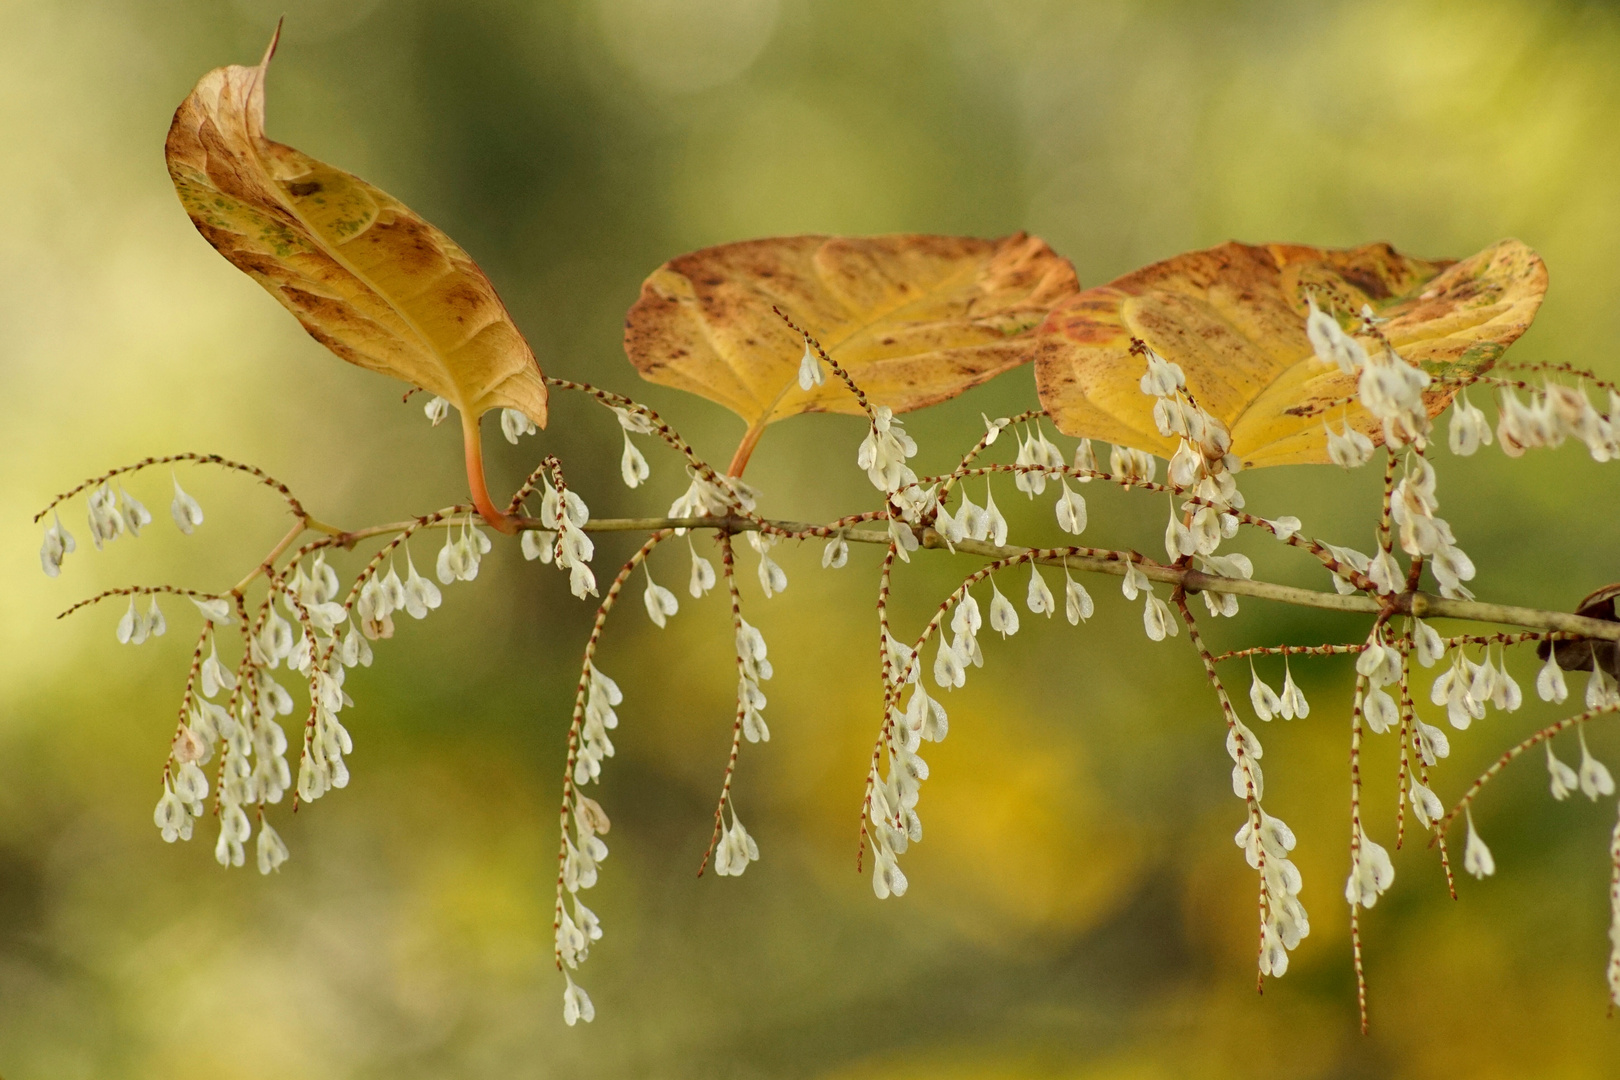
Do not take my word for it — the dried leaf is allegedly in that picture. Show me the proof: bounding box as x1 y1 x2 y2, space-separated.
165 28 546 426
623 233 1079 432
1033 239 1546 468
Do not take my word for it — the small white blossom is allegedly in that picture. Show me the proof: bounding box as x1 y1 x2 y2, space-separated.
1121 561 1150 601
1054 480 1087 535
170 475 204 534
1306 297 1369 374
87 483 126 548
191 596 233 624
1250 662 1282 722
1063 568 1093 625
402 551 442 618
119 485 153 536
500 408 536 444
1324 419 1375 469
1072 438 1097 476
1026 563 1054 617
1579 725 1616 800
642 568 679 628
1547 741 1581 801
1586 666 1620 711
1409 781 1444 829
687 542 716 597
1413 719 1451 766
619 431 650 488
821 535 849 569
39 511 76 576
713 810 760 877
1463 810 1495 879
1363 685 1399 734
1345 827 1395 907
982 483 1008 547
1277 659 1309 720
796 337 824 390
423 395 450 425
153 782 193 843
1164 503 1195 559
988 580 1019 638
1448 390 1493 455
933 634 966 689
1143 595 1176 641
521 528 555 563
256 822 289 874
1536 651 1569 703
1267 516 1303 542
562 973 595 1026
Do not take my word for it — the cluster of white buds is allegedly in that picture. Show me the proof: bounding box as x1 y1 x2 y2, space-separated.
881 559 1093 895
1609 808 1620 1008
285 568 363 811
523 482 597 599
1013 422 1066 496
857 405 919 493
575 664 620 788
1496 384 1620 460
89 481 156 547
116 594 168 644
667 466 759 523
1325 419 1376 469
614 408 655 488
154 590 307 876
356 548 442 639
1355 627 1405 735
934 478 1010 549
1248 657 1310 722
555 665 619 1022
870 635 939 899
1225 714 1311 975
435 514 494 586
501 407 537 444
1108 443 1157 482
1389 453 1476 599
1547 725 1616 802
1240 810 1311 977
1429 645 1523 730
1307 297 1433 449
1140 346 1243 505
40 476 205 576
559 724 614 1025
736 617 773 745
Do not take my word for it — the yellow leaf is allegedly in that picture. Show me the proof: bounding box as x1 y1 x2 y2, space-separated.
623 233 1079 462
164 28 546 427
1033 239 1547 468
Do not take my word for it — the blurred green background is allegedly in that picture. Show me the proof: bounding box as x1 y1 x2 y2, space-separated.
5 0 1620 1075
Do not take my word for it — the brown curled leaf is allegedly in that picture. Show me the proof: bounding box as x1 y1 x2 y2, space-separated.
623 233 1079 440
1033 239 1547 468
165 26 546 427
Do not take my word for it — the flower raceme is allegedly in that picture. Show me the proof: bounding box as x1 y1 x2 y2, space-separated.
39 234 1620 1029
